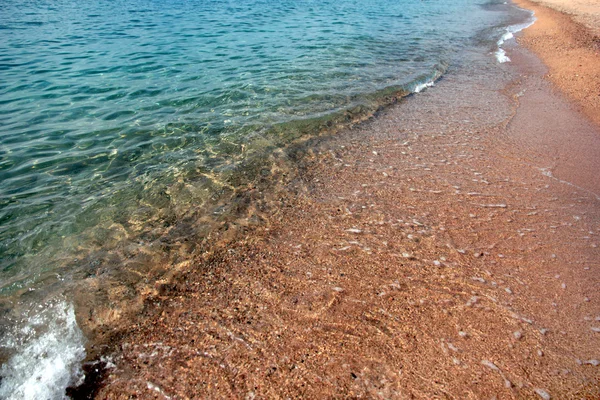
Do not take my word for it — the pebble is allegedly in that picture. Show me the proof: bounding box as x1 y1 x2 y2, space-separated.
505 287 513 294
481 360 499 371
458 331 469 338
465 296 479 307
513 331 522 340
591 327 600 333
481 360 512 388
539 328 549 335
346 228 362 233
534 388 551 400
585 359 599 366
447 343 460 352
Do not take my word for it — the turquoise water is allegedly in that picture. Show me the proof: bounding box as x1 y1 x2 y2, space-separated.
0 0 533 396
0 0 510 293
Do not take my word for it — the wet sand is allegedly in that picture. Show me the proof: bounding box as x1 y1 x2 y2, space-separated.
91 2 600 399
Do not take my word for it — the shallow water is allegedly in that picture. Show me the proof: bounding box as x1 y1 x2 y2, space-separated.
0 0 533 397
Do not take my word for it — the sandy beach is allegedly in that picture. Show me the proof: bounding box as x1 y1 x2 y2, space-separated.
522 0 600 35
514 0 600 128
87 1 600 398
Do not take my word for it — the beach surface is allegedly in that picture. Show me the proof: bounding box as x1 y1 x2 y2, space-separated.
514 0 600 127
521 0 600 35
90 1 600 398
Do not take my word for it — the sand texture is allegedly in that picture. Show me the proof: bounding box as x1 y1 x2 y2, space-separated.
524 0 600 35
514 0 600 128
88 3 600 399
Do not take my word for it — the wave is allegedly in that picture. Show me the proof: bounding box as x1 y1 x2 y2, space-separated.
0 300 86 400
495 8 536 63
0 62 449 399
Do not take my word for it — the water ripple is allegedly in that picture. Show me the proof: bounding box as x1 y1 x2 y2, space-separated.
0 0 511 293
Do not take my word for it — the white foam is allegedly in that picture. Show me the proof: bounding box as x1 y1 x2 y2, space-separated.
495 48 511 63
0 301 86 400
413 80 435 93
495 10 537 63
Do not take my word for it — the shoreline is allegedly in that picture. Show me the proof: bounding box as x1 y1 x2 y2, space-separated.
89 1 600 398
513 0 600 128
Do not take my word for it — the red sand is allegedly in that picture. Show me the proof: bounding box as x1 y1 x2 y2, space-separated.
90 2 600 398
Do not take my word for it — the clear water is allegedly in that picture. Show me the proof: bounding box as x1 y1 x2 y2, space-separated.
0 0 531 396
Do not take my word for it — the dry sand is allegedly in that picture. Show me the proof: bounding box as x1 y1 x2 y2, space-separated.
522 0 600 35
88 1 600 398
514 0 600 127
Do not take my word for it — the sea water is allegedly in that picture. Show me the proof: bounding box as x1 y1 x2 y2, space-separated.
0 0 532 397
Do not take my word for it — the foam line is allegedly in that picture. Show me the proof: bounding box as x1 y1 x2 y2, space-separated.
495 10 537 63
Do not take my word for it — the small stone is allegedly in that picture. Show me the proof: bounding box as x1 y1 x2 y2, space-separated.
447 343 460 352
458 331 469 338
591 327 600 333
346 228 362 233
561 283 566 289
513 331 522 340
534 388 551 400
585 359 600 366
466 296 479 307
539 328 549 335
505 287 513 294
481 360 499 371
537 349 544 356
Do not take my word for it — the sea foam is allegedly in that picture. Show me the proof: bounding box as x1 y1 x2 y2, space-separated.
413 80 436 93
0 301 86 400
495 10 537 63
